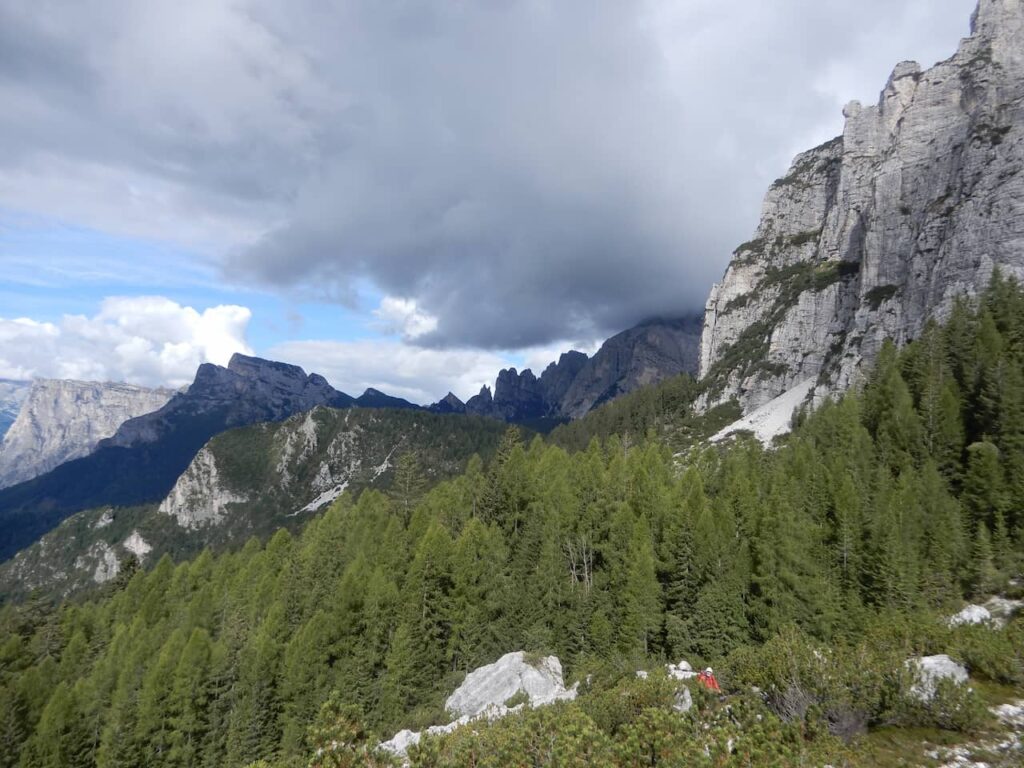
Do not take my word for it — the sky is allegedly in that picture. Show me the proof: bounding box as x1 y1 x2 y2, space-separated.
0 0 978 403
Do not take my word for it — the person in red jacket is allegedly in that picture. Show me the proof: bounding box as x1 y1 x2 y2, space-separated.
697 666 721 693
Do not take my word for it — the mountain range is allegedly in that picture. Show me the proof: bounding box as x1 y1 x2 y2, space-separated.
2 0 1023 600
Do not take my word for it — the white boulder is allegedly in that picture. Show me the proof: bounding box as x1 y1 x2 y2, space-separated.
668 660 697 680
379 729 421 756
674 687 693 713
907 655 969 702
382 651 577 759
445 651 577 718
948 604 993 627
984 596 1024 628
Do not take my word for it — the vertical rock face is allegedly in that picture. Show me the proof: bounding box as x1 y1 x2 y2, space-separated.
699 0 1024 413
465 317 702 423
0 380 174 489
0 380 30 439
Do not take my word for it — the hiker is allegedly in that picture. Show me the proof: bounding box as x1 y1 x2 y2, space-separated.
697 666 721 693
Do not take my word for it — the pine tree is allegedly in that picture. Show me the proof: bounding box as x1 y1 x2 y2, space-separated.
390 451 427 523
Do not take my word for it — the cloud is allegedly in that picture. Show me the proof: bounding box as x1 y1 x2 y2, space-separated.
268 339 511 404
0 0 977 349
372 296 439 341
0 297 252 387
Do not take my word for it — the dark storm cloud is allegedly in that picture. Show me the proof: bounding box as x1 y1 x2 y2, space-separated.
0 0 977 348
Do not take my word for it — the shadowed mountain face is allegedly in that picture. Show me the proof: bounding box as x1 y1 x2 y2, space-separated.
0 354 355 562
455 316 703 424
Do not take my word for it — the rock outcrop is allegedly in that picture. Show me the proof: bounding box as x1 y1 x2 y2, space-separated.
0 380 173 489
0 380 30 440
699 0 1024 413
907 655 970 702
445 651 578 719
466 317 702 423
381 651 578 759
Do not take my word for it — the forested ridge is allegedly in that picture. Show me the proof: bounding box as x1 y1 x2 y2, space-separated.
2 277 1024 767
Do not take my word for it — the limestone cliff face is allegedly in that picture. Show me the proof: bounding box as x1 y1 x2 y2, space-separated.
0 380 30 440
0 380 173 489
699 0 1024 412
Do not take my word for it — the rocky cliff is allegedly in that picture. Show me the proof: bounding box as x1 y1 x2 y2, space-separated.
465 317 702 423
0 380 30 440
0 380 173 489
699 0 1024 413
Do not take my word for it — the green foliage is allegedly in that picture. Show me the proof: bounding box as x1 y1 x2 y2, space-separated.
2 277 1024 766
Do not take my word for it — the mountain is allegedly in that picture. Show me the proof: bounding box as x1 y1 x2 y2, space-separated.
464 316 703 423
354 387 421 410
0 354 358 562
0 379 174 489
698 0 1024 413
0 407 508 600
0 380 30 439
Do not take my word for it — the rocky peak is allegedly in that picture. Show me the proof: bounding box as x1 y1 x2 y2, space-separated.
466 317 702 424
429 392 467 414
698 0 1024 413
105 355 354 448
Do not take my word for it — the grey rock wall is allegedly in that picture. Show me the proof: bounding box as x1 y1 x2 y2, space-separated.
699 0 1024 412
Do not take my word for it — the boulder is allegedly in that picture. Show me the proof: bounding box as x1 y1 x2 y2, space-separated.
674 687 693 713
668 660 697 681
948 604 993 627
383 651 577 759
445 651 577 718
907 655 969 702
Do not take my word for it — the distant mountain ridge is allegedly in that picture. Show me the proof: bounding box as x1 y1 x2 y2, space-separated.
440 316 703 424
0 379 174 490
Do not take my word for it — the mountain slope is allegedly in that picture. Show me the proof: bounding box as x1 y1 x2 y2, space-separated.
0 379 174 489
699 0 1024 413
0 406 508 599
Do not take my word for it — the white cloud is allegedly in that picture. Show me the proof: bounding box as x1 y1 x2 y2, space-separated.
0 296 252 387
269 338 512 404
371 296 439 340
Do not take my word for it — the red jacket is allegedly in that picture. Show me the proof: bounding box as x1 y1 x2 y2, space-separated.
697 670 721 693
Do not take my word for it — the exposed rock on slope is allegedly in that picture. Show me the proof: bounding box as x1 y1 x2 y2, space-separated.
0 380 30 439
699 0 1024 413
466 317 702 423
381 651 578 758
0 380 173 489
445 651 578 719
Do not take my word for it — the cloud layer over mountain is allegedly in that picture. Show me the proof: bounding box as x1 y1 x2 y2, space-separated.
0 0 976 350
